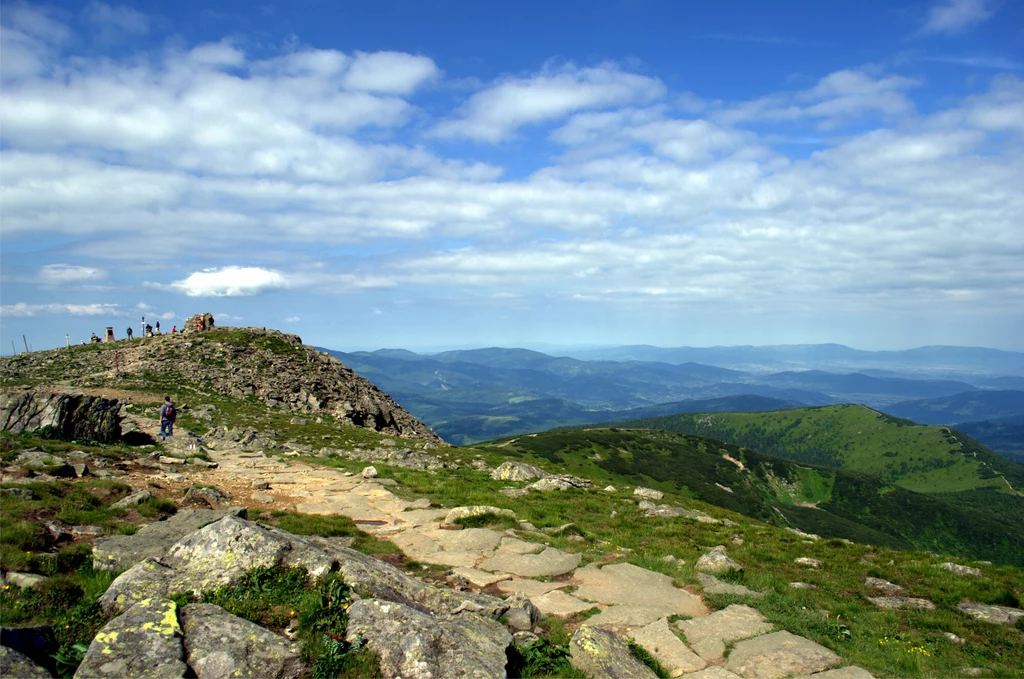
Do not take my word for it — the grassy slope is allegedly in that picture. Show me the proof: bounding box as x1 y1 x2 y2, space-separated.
610 404 1024 494
474 428 1024 567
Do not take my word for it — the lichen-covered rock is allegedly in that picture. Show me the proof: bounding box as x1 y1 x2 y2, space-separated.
0 624 57 673
0 645 52 679
695 546 742 575
529 475 592 491
724 631 841 679
629 617 706 676
443 505 516 527
74 597 187 678
504 592 541 631
633 487 664 500
161 516 335 594
180 603 305 679
93 508 246 571
490 461 548 482
346 598 512 679
957 601 1024 625
570 624 658 679
866 596 935 610
98 558 175 615
0 389 122 443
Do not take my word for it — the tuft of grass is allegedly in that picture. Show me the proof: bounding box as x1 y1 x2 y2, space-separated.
263 511 402 557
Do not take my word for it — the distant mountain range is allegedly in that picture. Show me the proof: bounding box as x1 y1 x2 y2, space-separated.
322 344 1024 451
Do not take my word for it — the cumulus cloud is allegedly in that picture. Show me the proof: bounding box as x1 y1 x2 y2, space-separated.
432 62 665 142
922 0 995 34
81 2 149 39
38 264 108 284
165 266 292 297
343 51 439 94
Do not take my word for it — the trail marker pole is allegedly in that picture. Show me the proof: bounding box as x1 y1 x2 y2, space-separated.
23 335 29 353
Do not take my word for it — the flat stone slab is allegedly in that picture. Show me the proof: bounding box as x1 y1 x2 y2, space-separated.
427 527 503 553
498 537 545 554
793 667 876 679
571 563 707 619
958 602 1024 625
867 596 935 610
496 578 571 597
725 631 841 679
450 567 513 588
391 531 441 559
698 573 764 598
587 605 680 629
478 546 581 577
533 590 598 619
416 550 483 568
864 577 902 594
678 605 773 662
629 617 706 676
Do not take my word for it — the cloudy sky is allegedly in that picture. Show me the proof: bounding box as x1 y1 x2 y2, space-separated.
1 0 1022 353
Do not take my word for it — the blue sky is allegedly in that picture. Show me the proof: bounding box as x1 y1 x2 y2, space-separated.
1 0 1022 353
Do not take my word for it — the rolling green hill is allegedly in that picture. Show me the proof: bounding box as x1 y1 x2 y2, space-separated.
602 404 1024 494
476 427 1024 566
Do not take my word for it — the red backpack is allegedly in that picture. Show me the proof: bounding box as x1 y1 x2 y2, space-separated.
165 404 176 421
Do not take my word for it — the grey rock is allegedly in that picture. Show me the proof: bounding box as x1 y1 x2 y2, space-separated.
0 645 52 679
5 572 48 589
98 558 176 615
633 487 663 500
182 486 231 509
180 603 305 679
490 461 548 482
0 487 34 499
957 601 1024 625
252 480 270 490
867 596 935 610
72 463 88 477
159 456 186 466
93 507 246 571
71 525 104 538
630 616 706 675
111 490 152 509
697 573 764 598
569 625 658 679
442 505 515 528
500 487 531 498
504 592 541 631
74 597 187 678
361 465 378 479
252 491 275 503
696 546 742 575
939 562 982 577
346 598 511 679
789 582 817 590
864 577 902 594
677 604 773 662
724 631 841 679
0 389 122 444
792 668 876 679
794 557 821 568
529 474 592 491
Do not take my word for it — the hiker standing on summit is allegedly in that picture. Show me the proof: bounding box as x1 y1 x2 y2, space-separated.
160 396 177 440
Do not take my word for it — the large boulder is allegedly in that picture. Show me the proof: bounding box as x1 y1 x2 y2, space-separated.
94 508 247 571
695 546 742 575
346 598 512 679
0 645 51 679
74 597 187 678
570 624 658 679
180 604 305 679
0 389 122 443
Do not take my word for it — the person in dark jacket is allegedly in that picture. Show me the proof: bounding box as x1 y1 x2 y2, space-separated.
159 396 177 440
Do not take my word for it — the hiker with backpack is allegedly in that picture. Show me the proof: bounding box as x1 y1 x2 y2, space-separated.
160 396 177 440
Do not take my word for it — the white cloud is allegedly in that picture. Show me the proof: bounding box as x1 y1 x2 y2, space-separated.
432 63 665 142
343 51 439 94
38 264 108 284
0 302 121 317
165 266 292 297
922 0 995 34
284 316 301 323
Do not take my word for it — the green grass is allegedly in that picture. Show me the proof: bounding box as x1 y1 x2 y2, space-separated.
262 511 402 557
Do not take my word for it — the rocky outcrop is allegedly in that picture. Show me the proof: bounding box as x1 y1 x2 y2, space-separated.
490 461 548 481
346 598 511 679
0 389 122 443
75 597 188 678
179 604 305 679
570 625 658 679
0 645 52 679
0 326 441 443
696 546 743 575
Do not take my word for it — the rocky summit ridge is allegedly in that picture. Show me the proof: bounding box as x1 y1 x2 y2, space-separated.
0 323 441 443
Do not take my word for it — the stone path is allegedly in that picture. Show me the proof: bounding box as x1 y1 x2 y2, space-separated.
132 420 875 678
